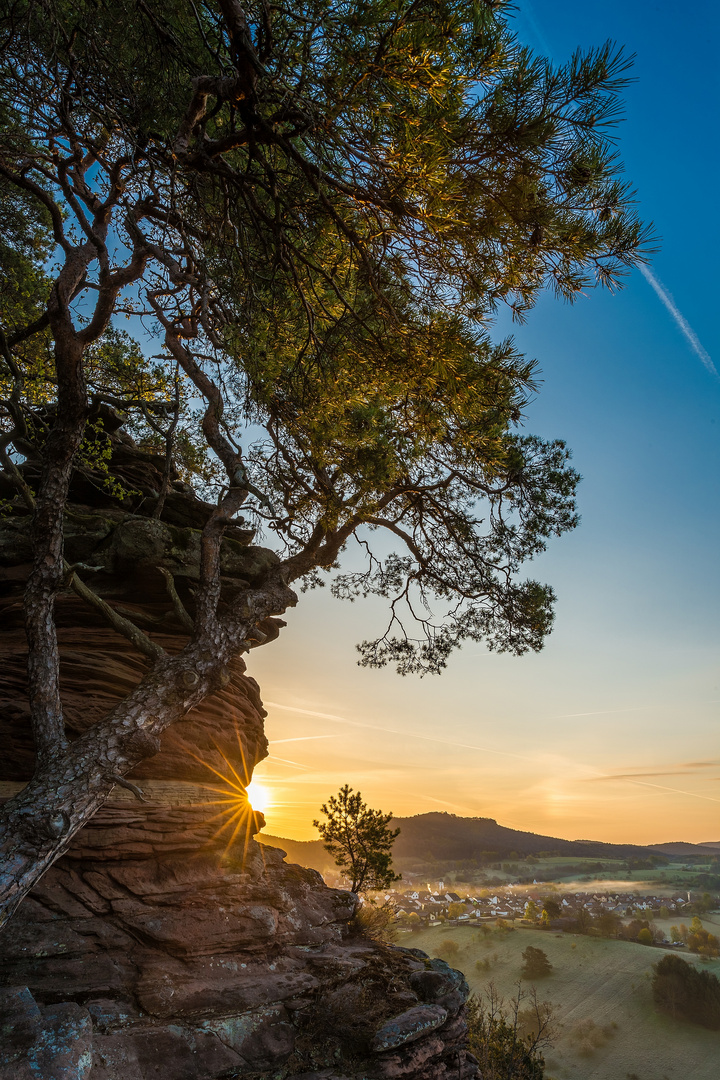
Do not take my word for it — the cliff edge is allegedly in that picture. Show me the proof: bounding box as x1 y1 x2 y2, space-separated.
0 432 477 1080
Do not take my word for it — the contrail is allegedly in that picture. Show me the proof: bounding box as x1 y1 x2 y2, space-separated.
264 700 535 762
617 776 720 806
272 735 339 745
411 792 478 814
516 1 553 57
265 701 720 808
638 264 718 380
511 4 717 383
266 755 312 770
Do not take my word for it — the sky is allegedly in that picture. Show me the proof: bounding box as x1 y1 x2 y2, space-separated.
248 0 720 846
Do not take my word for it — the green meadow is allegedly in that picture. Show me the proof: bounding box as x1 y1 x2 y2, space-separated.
406 915 720 1080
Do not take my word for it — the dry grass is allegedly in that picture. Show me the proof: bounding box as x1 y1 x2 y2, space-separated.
406 915 720 1079
565 1017 617 1057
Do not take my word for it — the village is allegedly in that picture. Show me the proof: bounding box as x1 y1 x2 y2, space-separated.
379 881 700 933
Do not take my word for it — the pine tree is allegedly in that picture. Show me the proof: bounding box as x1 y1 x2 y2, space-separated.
313 786 400 894
0 0 654 925
521 946 553 978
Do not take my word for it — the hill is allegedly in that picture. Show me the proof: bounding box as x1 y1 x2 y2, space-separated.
258 812 716 873
258 833 328 870
649 841 720 857
386 812 651 862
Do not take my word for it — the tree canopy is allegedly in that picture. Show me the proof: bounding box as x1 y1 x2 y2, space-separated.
521 945 553 979
0 0 653 924
313 784 400 893
652 955 720 1030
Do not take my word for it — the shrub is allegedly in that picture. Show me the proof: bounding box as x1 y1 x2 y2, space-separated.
686 917 720 957
466 986 556 1080
637 928 653 945
349 899 398 944
521 946 553 979
652 954 720 1029
434 939 460 960
566 1018 615 1056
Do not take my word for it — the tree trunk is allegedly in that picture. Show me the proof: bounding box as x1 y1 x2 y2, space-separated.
0 573 293 928
0 420 297 929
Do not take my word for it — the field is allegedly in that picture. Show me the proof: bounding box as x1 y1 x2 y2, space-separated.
406 915 720 1080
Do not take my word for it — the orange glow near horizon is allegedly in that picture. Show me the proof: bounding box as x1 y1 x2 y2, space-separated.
241 683 720 848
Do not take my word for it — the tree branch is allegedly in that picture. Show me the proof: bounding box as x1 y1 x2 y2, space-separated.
69 568 165 662
158 567 194 632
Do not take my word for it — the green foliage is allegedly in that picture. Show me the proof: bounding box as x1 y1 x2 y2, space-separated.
521 946 553 979
652 954 720 1029
541 898 561 920
619 918 657 944
313 785 400 893
595 909 622 938
692 892 716 915
0 0 655 673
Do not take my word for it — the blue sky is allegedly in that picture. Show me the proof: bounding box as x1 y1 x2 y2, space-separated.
249 0 720 844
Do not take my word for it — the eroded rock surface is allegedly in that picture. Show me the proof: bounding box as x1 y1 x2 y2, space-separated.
1 812 479 1075
0 432 477 1080
0 811 477 1079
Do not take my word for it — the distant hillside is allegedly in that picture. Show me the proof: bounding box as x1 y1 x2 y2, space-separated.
646 840 720 857
259 829 330 872
386 812 645 861
259 812 716 873
258 833 328 872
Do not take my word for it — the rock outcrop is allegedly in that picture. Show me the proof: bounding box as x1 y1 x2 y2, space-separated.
0 814 477 1079
0 430 478 1080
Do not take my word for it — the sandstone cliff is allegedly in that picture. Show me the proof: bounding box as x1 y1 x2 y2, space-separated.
0 432 478 1080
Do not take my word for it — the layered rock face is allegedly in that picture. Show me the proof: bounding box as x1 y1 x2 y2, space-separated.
0 432 477 1080
0 817 476 1079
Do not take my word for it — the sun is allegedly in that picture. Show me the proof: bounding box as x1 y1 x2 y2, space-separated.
245 779 271 814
